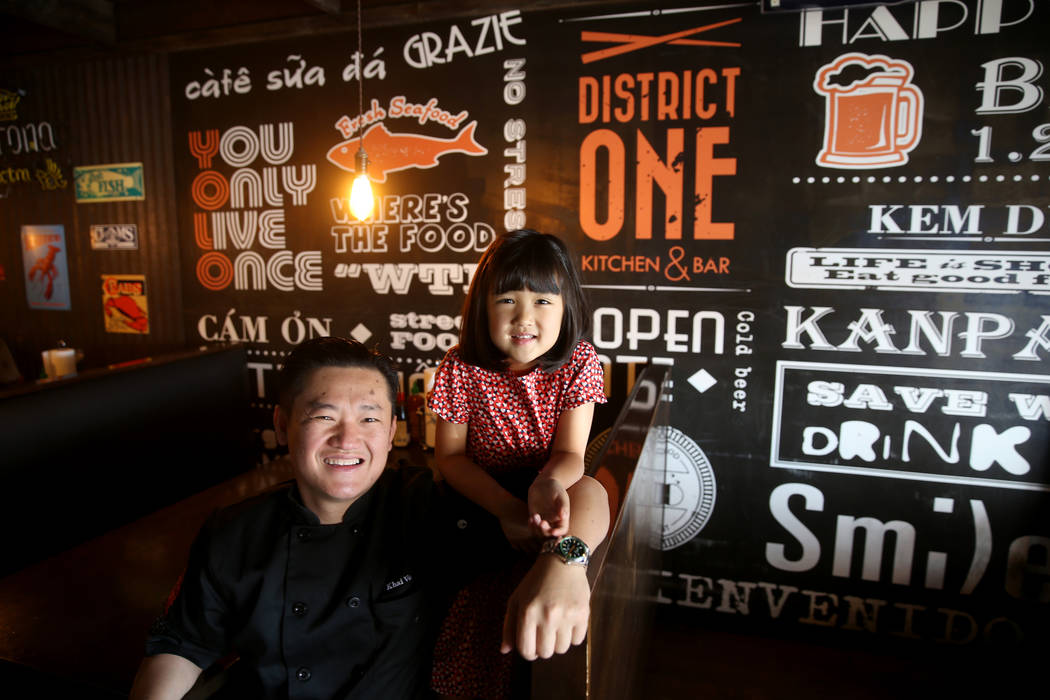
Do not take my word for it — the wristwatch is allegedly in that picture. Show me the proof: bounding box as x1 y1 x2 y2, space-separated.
541 535 590 567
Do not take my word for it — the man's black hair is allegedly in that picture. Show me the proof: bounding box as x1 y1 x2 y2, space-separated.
277 337 398 415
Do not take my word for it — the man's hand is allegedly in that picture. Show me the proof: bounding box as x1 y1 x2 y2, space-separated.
501 554 589 660
527 476 570 538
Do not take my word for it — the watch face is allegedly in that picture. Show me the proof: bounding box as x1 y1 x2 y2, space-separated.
558 537 587 560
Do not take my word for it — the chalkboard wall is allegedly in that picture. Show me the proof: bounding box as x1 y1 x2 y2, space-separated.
4 0 1048 650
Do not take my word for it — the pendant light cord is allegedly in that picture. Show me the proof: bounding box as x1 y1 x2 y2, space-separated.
357 0 364 140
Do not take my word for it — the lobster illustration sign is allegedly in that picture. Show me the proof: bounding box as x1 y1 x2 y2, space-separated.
21 225 71 310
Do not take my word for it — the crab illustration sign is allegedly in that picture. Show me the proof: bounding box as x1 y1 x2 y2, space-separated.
102 274 150 334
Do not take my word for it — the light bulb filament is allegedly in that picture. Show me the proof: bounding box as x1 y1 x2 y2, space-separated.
350 152 373 221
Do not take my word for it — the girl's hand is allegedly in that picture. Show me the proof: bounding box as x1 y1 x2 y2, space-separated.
500 499 542 551
528 476 570 538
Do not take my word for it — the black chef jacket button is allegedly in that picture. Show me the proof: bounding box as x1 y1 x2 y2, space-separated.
292 602 308 616
347 596 361 608
456 519 468 529
296 667 311 682
297 529 310 541
352 526 360 535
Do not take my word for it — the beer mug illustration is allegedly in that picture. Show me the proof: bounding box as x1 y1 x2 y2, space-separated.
814 53 924 169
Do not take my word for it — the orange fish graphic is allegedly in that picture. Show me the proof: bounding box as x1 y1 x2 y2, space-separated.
326 121 487 183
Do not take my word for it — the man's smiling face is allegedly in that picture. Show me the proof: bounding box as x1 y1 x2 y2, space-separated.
275 365 395 523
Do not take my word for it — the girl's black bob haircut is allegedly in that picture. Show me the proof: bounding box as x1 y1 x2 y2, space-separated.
457 229 590 372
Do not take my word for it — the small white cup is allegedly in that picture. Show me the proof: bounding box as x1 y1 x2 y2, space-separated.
41 350 55 379
42 348 77 379
51 348 77 377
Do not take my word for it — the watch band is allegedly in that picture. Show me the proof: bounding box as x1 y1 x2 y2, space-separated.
541 535 590 567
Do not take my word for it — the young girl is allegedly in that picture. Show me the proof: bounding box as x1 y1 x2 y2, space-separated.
429 229 607 699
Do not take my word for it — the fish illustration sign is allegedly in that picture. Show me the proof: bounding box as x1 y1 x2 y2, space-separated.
326 119 488 182
73 162 146 202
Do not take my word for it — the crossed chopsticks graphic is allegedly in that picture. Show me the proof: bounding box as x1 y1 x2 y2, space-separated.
581 17 742 63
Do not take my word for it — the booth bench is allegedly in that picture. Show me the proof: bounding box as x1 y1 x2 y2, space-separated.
0 345 255 577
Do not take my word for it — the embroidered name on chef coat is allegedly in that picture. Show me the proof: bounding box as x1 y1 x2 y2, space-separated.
385 574 413 591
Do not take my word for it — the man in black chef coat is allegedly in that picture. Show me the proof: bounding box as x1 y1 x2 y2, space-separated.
129 337 609 699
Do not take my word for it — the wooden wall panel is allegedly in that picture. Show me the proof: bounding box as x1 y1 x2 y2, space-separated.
0 52 185 379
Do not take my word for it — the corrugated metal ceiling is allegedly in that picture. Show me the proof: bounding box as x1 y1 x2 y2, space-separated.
0 0 635 62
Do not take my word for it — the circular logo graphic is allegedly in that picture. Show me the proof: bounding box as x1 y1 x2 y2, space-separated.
585 426 716 551
661 426 716 551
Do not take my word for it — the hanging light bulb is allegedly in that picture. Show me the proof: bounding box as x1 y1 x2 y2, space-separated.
350 149 373 220
349 0 374 221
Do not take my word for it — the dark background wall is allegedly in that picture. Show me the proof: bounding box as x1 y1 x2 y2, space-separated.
2 0 1047 655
